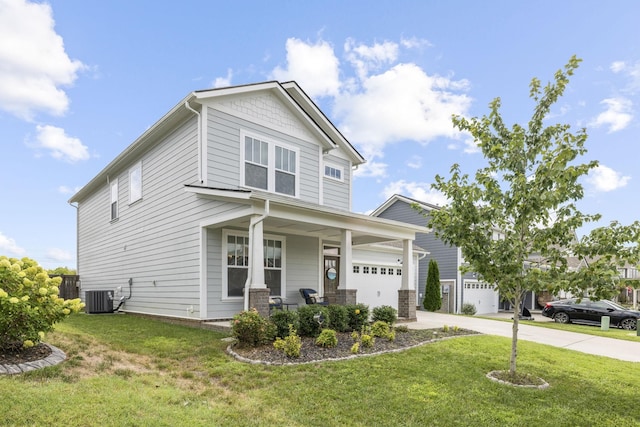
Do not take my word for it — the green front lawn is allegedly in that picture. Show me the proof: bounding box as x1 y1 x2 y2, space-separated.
2 314 638 426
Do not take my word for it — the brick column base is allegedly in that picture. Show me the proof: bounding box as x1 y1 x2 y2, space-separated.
335 289 357 305
248 288 270 318
398 289 416 320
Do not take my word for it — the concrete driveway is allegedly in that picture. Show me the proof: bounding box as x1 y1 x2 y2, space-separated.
402 311 640 363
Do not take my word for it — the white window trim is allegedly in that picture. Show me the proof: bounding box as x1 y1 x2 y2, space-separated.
323 162 344 182
129 161 142 204
221 229 287 300
240 130 300 197
110 179 118 221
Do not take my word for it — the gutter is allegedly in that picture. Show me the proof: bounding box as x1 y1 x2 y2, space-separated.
184 100 204 184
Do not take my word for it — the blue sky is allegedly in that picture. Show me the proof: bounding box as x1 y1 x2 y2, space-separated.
1 0 639 269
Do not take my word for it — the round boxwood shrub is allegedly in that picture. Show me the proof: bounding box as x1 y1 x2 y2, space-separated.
326 304 349 332
461 303 477 315
345 303 369 331
270 309 299 338
297 305 330 337
371 305 397 325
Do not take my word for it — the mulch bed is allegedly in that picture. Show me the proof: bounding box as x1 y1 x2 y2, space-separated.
0 344 52 366
230 328 478 364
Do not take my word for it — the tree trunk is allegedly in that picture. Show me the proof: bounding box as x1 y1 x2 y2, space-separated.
510 292 521 375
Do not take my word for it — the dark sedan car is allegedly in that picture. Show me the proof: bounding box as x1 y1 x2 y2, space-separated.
542 298 639 330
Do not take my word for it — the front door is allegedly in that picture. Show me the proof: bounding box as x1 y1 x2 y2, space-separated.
324 255 340 304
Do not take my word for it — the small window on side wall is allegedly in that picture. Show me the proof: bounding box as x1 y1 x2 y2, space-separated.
324 163 343 182
110 180 118 221
129 162 142 203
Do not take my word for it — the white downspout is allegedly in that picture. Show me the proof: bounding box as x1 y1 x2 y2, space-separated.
184 101 203 184
243 200 270 311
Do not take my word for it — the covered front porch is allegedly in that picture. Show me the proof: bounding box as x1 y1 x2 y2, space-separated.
188 187 425 320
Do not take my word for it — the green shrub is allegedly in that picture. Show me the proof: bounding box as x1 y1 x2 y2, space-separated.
345 303 369 331
461 303 477 316
370 320 391 338
327 304 349 332
270 309 299 338
442 324 449 332
315 329 338 348
0 256 84 351
350 342 360 354
371 305 397 325
231 308 275 347
423 259 442 311
361 333 375 348
273 325 302 358
394 324 409 333
297 305 330 337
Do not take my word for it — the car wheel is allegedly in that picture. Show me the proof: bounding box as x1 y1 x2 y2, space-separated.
554 312 570 324
620 318 637 330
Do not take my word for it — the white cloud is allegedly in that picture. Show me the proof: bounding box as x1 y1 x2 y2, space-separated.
406 155 422 169
345 38 398 80
400 37 432 49
462 136 480 154
34 125 90 162
270 38 341 97
382 180 448 206
334 63 472 152
270 37 473 161
212 68 233 88
0 0 85 120
610 60 640 92
46 247 73 263
353 158 387 179
0 231 26 256
586 164 630 192
58 185 80 195
589 97 633 133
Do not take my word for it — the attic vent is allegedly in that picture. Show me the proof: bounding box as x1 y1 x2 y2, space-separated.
85 290 114 314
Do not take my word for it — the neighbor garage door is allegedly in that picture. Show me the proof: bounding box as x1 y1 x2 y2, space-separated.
463 280 499 314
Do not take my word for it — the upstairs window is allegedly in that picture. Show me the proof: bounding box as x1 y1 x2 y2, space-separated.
110 180 118 221
129 162 142 203
242 133 298 197
275 146 296 196
324 164 343 181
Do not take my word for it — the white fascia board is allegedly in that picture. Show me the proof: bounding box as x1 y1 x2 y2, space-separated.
371 194 440 218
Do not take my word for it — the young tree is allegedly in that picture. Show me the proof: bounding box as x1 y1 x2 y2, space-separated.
423 259 442 311
426 56 639 376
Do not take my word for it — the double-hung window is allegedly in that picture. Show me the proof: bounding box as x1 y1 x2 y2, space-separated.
110 180 118 221
224 231 285 298
242 133 298 197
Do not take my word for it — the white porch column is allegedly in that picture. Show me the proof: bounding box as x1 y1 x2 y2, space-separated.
250 219 266 288
401 239 414 290
339 229 352 289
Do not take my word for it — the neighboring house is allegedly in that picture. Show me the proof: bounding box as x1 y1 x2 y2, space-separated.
372 194 500 315
69 81 424 321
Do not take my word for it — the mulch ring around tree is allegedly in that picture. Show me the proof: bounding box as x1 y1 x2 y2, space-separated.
228 328 479 365
0 343 66 375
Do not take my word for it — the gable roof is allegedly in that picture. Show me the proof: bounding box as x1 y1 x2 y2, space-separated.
370 194 442 218
70 81 365 203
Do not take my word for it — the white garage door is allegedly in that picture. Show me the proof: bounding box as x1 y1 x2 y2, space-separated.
463 280 498 314
353 265 403 311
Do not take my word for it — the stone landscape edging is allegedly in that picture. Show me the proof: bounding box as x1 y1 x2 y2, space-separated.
0 344 66 375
